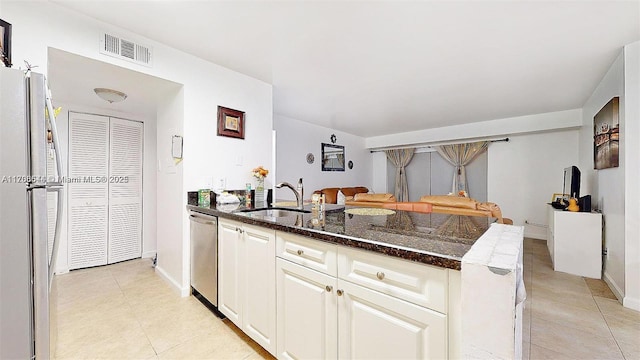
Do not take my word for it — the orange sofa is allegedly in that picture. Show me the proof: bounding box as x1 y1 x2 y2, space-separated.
342 193 510 224
382 202 433 213
418 195 508 223
344 193 397 207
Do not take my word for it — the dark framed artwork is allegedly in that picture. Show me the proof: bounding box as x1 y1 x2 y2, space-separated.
0 19 12 68
217 106 245 139
593 97 619 170
321 143 345 171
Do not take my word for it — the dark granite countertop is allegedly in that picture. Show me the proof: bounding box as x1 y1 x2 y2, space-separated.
187 201 493 270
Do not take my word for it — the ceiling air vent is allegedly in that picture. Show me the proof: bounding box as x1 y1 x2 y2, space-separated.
99 33 153 67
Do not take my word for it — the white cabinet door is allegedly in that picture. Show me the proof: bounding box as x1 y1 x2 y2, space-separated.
218 219 243 325
68 113 144 270
108 118 143 263
276 258 337 360
338 279 447 360
242 224 276 355
68 113 109 269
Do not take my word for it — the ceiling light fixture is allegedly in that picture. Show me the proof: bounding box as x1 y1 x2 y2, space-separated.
94 88 127 103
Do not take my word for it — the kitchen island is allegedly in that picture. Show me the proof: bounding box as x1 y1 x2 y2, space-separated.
186 201 524 359
187 203 491 269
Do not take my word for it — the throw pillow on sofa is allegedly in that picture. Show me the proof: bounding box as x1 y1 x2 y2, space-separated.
352 193 397 203
337 190 346 205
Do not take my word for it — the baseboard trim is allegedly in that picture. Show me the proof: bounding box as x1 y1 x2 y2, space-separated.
523 226 547 240
142 250 156 259
155 265 190 297
623 296 640 311
603 271 624 302
54 267 70 275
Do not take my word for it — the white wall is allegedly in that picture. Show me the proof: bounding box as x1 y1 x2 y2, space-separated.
5 2 273 295
366 109 582 149
623 42 640 311
52 104 158 274
579 52 626 301
273 115 371 200
371 152 388 193
155 87 186 293
488 131 580 239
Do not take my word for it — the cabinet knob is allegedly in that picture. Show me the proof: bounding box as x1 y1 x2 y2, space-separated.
336 289 344 296
297 249 304 256
376 272 385 280
325 285 333 292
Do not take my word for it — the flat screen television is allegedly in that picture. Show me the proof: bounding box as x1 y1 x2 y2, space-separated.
563 166 581 199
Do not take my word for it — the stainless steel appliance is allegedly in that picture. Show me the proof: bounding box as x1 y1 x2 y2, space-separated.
0 67 65 359
189 211 220 312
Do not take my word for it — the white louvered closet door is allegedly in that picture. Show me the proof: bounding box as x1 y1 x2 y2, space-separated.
108 118 143 263
68 113 109 270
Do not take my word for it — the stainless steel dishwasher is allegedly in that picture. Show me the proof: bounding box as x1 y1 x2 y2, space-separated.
189 211 221 314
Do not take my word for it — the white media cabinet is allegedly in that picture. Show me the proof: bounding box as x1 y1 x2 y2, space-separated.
547 206 603 278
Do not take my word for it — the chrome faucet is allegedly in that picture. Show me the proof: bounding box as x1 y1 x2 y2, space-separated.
276 178 304 210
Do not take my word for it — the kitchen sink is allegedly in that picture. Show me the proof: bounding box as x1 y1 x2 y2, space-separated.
238 207 310 217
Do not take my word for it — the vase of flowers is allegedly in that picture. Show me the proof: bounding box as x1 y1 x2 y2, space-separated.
252 166 268 204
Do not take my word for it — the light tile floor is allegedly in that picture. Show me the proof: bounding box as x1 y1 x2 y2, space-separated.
53 239 639 359
522 238 639 360
53 259 274 360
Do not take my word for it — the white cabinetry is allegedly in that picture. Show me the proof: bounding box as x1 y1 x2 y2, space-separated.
218 219 276 355
218 219 242 324
339 279 447 360
276 258 337 360
275 231 452 359
547 207 603 278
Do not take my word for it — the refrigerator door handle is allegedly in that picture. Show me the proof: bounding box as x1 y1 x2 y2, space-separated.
45 78 65 287
45 81 64 183
46 186 64 287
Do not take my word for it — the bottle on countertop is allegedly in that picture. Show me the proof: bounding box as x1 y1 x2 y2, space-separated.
198 188 211 207
245 183 252 206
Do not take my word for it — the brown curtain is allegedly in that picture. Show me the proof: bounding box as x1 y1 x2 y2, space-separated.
385 148 415 202
436 141 488 196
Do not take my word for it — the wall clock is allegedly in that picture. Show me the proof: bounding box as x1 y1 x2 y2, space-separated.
306 153 314 164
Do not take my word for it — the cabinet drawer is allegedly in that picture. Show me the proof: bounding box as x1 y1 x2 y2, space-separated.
276 232 337 276
337 247 447 313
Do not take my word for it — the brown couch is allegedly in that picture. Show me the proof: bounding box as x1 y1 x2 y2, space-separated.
381 202 433 213
313 186 370 204
418 195 507 223
342 193 510 224
344 193 397 207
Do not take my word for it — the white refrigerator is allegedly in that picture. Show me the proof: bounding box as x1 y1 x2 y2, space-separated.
0 67 65 359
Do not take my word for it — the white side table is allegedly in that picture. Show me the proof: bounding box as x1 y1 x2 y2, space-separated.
547 206 603 278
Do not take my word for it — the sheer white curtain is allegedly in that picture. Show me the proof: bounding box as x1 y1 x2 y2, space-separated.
436 141 488 196
385 148 415 202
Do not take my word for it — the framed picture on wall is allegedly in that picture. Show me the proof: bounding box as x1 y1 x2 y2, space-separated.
0 19 12 68
593 97 619 170
217 106 245 139
551 193 566 203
